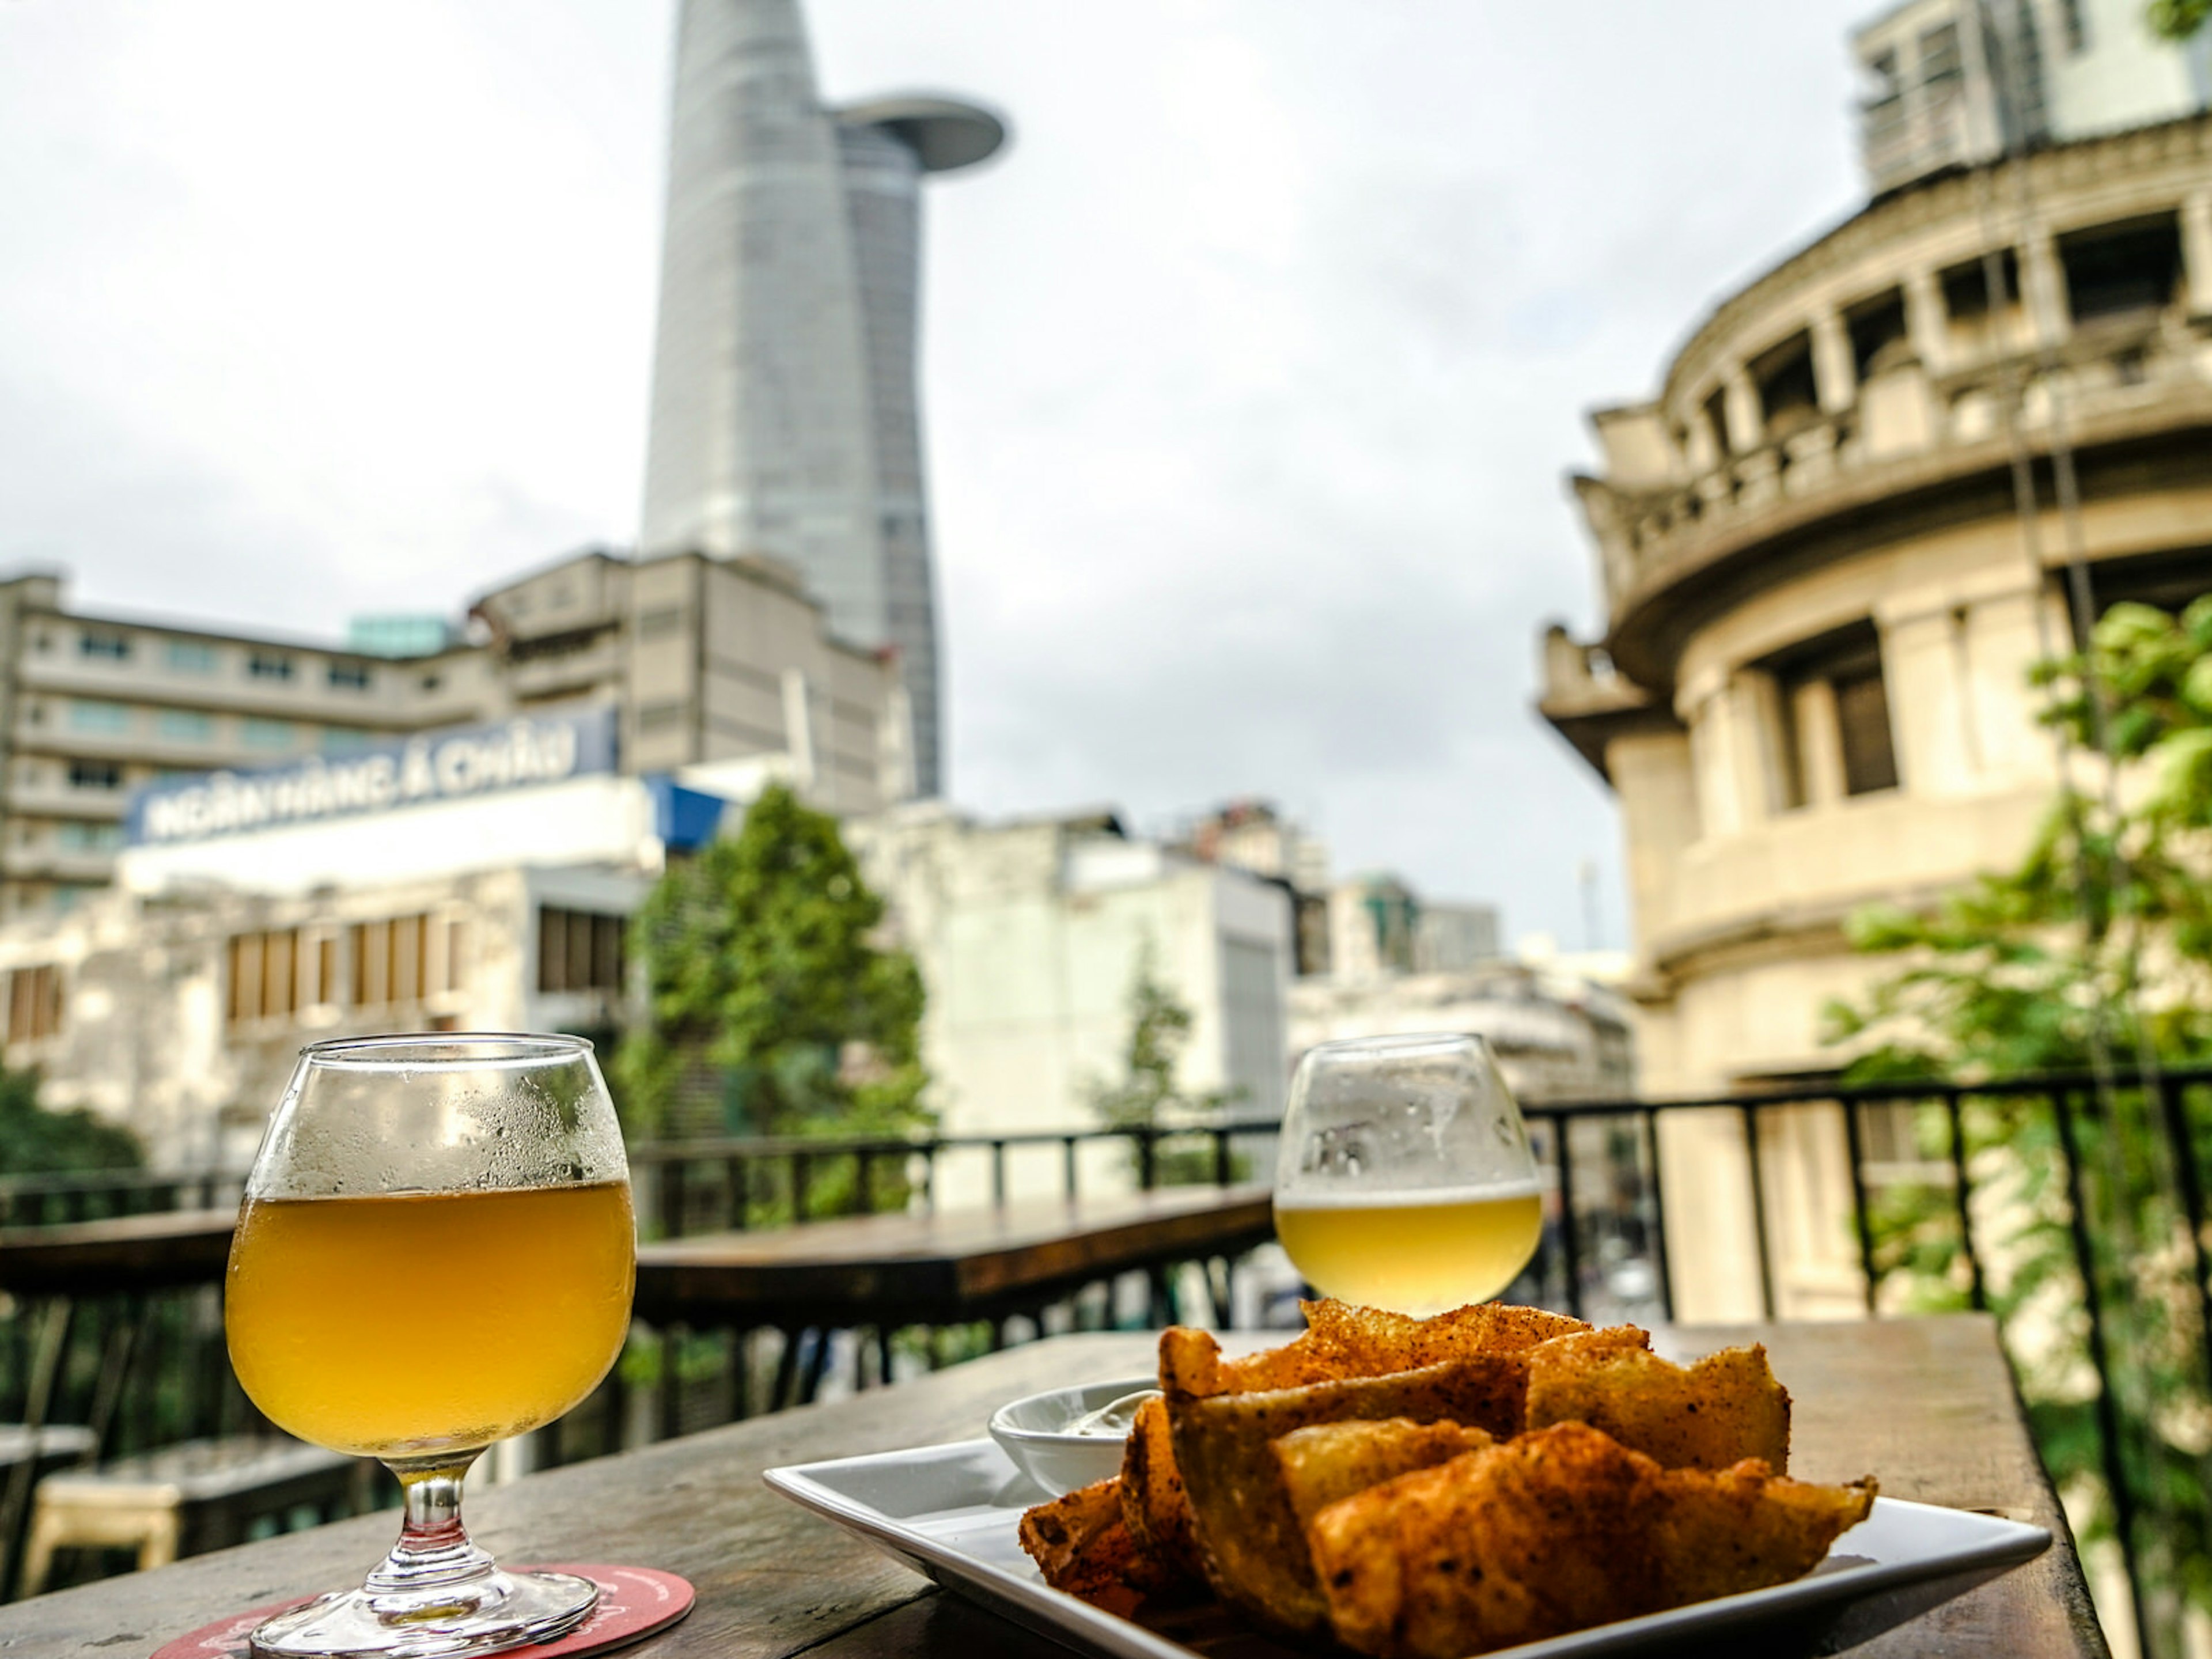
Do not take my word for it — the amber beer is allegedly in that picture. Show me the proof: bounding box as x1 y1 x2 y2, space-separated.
226 1182 635 1457
1273 1183 1543 1315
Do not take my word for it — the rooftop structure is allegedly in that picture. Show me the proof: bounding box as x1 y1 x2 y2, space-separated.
1854 0 2212 193
638 0 1006 800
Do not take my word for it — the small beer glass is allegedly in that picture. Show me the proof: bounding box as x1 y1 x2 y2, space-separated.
1274 1032 1540 1315
225 1034 636 1657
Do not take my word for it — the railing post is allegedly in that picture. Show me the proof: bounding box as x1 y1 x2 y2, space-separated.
855 1151 876 1217
1943 1094 1986 1312
725 1157 749 1231
1639 1110 1675 1323
1838 1097 1878 1316
658 1161 687 1241
2050 1087 2153 1649
2152 1074 2212 1400
990 1141 1007 1209
1739 1104 1777 1320
1552 1118 1584 1321
1062 1136 1079 1200
792 1153 811 1223
1138 1130 1157 1192
1211 1128 1232 1188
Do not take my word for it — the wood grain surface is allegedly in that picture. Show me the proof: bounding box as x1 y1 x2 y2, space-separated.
0 1316 2107 1659
0 1210 236 1297
634 1185 1277 1325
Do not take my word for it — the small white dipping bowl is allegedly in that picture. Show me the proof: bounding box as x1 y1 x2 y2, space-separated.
988 1374 1157 1497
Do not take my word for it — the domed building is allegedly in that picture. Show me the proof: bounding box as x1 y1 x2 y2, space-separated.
1541 105 2212 1313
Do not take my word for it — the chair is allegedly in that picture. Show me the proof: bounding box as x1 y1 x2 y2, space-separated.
20 1437 366 1596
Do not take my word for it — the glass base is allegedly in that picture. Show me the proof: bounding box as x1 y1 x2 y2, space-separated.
248 1568 599 1658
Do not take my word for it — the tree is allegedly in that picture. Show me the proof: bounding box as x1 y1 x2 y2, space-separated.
0 1064 140 1175
613 784 929 1146
2149 0 2211 40
1825 599 2212 1651
1088 947 1244 1185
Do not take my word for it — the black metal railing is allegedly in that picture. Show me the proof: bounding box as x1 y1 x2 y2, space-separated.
1 1071 2206 1646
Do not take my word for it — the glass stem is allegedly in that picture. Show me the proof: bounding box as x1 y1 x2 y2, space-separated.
365 1452 502 1610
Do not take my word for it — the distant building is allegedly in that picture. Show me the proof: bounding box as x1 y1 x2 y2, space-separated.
1540 103 2212 1313
1854 0 2211 193
638 0 1007 798
1289 959 1635 1106
1414 902 1503 974
846 804 1294 1206
0 715 734 1167
1169 800 1332 975
0 548 911 917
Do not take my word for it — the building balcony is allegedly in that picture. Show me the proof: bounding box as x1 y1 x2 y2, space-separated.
1576 320 2212 685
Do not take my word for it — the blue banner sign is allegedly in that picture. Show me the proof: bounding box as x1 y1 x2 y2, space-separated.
126 708 619 847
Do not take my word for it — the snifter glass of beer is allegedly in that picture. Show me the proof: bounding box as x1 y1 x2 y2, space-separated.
1274 1032 1540 1315
225 1034 635 1657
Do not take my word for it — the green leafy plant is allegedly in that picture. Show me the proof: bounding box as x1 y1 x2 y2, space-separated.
1826 599 2212 1652
1087 946 1247 1186
613 785 931 1188
2149 0 2211 41
0 1063 140 1176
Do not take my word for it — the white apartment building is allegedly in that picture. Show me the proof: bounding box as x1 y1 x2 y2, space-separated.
846 804 1296 1206
0 549 911 917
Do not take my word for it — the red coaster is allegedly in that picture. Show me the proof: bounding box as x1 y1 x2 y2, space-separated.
151 1565 695 1659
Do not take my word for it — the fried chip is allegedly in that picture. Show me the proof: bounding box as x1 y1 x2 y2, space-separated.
1526 1331 1792 1472
1272 1418 1495 1536
1119 1394 1202 1582
1017 1476 1175 1616
1167 1349 1531 1637
1307 1423 1876 1659
1160 1301 1591 1400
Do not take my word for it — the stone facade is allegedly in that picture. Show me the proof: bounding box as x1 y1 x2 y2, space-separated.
1543 113 2212 1317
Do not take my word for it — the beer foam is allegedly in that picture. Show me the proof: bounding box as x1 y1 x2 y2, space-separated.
1272 1179 1543 1210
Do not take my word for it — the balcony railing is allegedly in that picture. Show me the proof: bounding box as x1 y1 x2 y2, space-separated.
0 1070 2203 1631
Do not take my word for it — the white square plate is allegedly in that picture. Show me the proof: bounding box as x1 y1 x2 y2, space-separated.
765 1437 2052 1659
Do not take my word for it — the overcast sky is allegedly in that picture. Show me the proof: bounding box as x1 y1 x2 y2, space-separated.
0 0 1877 949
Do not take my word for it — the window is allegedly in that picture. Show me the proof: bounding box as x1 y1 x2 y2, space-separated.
55 821 123 851
1767 620 1900 805
2059 0 2088 52
347 914 454 1007
537 907 626 994
157 710 215 744
67 700 131 735
2061 215 2184 325
227 928 327 1023
321 727 374 755
327 662 373 691
67 760 122 791
242 718 296 750
247 652 296 681
1918 22 1962 85
419 673 444 692
77 632 130 662
5 965 62 1043
165 641 219 675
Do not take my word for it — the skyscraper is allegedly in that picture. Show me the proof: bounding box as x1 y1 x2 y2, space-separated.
639 0 1004 798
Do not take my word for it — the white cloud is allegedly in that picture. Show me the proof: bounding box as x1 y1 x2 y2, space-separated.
0 0 1873 946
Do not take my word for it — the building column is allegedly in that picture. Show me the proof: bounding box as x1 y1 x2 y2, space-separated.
1810 307 1856 414
2182 190 2212 319
1903 267 1948 374
2021 229 2070 349
1722 363 1763 454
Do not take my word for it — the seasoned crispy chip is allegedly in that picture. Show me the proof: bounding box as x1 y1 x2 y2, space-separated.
1120 1395 1202 1582
1307 1422 1875 1659
1168 1354 1531 1637
1526 1332 1793 1472
1163 1302 1592 1400
1017 1476 1175 1616
1272 1418 1495 1536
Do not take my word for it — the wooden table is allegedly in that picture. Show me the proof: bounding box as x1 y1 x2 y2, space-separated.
633 1185 1278 1329
0 1210 237 1297
0 1316 2106 1657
